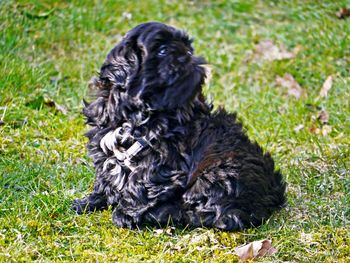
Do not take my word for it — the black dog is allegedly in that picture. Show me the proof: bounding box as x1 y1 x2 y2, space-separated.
72 22 286 231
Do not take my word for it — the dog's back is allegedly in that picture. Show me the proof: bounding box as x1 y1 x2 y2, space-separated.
177 109 286 230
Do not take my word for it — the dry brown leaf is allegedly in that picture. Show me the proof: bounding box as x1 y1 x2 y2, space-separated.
319 76 333 98
309 126 319 134
275 74 306 99
309 125 332 136
254 40 297 61
234 239 277 262
318 110 329 124
336 8 350 19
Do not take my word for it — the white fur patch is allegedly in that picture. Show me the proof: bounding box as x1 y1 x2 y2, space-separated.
100 123 156 173
100 127 123 154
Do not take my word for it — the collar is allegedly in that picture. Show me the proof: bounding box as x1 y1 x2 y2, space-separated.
100 127 157 171
118 134 157 169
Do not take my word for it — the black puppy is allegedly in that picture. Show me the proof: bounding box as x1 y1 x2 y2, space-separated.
72 22 286 231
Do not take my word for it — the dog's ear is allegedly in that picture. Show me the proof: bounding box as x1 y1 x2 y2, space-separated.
83 33 142 127
82 77 109 127
99 38 141 90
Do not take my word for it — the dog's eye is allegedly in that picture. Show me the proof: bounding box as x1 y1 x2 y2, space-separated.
157 45 168 57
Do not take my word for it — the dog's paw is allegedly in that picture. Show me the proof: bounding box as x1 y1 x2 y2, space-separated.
71 198 90 214
72 193 108 214
112 209 136 229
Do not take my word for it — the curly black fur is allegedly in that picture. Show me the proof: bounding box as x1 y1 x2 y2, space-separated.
72 22 286 231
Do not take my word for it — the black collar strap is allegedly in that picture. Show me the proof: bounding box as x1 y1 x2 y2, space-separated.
115 133 157 170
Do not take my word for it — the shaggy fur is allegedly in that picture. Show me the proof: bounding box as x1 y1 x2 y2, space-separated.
72 22 286 231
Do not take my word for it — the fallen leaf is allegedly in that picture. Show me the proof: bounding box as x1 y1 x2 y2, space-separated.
275 74 306 99
235 241 254 261
234 239 277 262
254 40 297 61
294 124 304 132
309 126 320 134
319 76 333 98
317 110 329 124
336 8 350 19
234 240 277 261
309 125 332 136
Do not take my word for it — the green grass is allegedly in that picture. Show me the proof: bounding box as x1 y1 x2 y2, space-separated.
1 0 349 261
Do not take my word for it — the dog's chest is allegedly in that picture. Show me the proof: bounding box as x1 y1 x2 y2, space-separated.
96 117 205 193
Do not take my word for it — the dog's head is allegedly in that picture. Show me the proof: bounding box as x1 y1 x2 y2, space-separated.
98 22 206 111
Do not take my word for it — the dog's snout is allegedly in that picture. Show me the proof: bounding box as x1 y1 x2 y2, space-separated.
177 55 188 63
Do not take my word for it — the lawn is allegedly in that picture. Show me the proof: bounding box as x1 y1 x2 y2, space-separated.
0 0 349 261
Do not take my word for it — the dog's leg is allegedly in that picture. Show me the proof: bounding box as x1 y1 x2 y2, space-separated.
143 202 183 227
112 202 183 229
109 167 189 228
183 204 252 231
213 208 251 231
72 192 108 214
112 207 136 229
186 207 255 231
